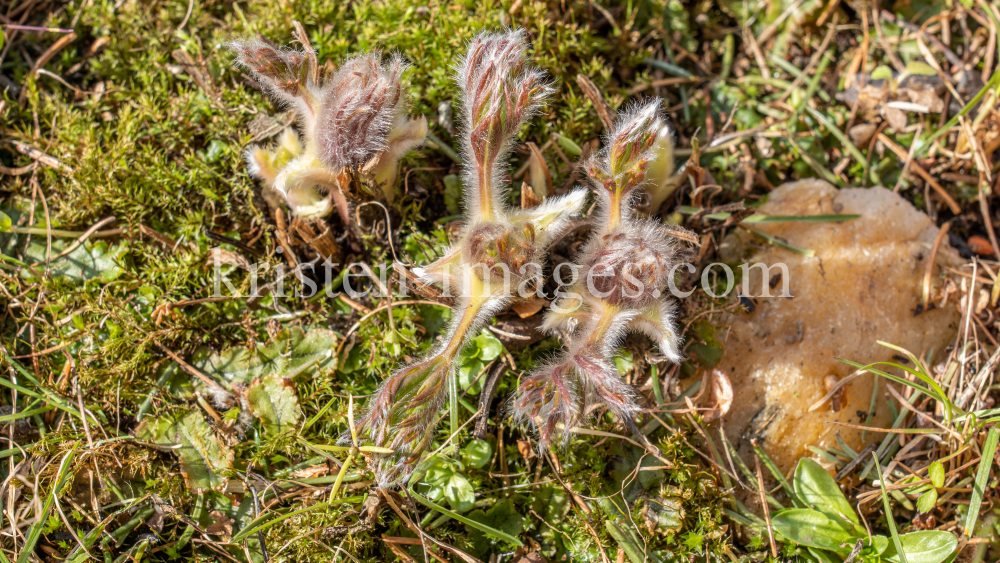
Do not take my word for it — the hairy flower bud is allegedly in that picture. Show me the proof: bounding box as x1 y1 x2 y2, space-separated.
511 99 686 449
351 358 450 487
457 29 553 220
580 220 676 308
230 39 315 120
231 37 426 214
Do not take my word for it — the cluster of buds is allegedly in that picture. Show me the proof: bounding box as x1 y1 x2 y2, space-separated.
510 99 684 448
229 35 427 219
350 29 587 488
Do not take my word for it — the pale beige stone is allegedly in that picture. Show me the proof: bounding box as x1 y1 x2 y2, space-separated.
717 179 960 473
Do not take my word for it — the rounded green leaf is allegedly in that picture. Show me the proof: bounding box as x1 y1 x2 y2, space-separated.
928 461 944 489
0 211 11 232
771 508 854 553
916 489 938 514
795 458 860 526
442 472 475 513
246 375 302 435
871 535 890 555
458 358 485 395
461 439 492 469
905 62 938 76
554 133 582 156
472 331 503 362
872 65 894 81
884 531 958 563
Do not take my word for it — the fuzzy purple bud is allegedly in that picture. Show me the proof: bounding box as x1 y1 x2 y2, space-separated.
351 357 451 487
316 52 410 172
457 29 553 219
229 38 311 102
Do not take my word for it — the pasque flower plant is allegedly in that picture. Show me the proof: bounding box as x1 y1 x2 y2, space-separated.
229 36 427 218
350 29 588 487
509 99 684 448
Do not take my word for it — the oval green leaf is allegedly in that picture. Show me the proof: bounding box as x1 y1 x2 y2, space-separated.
771 508 854 553
928 461 944 489
884 531 958 563
916 489 938 514
795 458 860 526
462 439 492 469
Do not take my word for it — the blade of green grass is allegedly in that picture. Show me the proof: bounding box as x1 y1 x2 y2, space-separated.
231 496 365 543
785 135 844 186
921 68 1000 155
752 442 802 507
803 105 879 185
736 75 832 102
0 404 54 422
965 427 999 538
790 50 834 125
677 206 860 223
873 453 909 563
837 358 953 417
407 488 523 547
424 130 462 164
745 227 815 256
17 443 79 563
644 57 694 78
0 348 84 419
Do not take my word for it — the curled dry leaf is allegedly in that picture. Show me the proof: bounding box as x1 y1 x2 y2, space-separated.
967 235 994 256
704 369 733 422
512 297 547 319
516 439 537 460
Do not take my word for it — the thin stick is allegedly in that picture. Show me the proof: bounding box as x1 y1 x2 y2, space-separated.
18 32 77 103
877 133 961 214
153 341 231 398
755 453 778 558
29 216 115 267
922 221 951 311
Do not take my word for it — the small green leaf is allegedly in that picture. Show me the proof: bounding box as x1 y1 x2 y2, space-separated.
771 508 854 553
871 535 890 555
457 358 485 395
0 211 11 232
795 458 860 526
196 327 338 386
245 375 302 435
916 489 938 514
928 461 944 489
614 350 634 375
461 440 492 469
554 133 582 156
883 531 958 563
471 331 503 361
420 458 475 513
872 65 894 81
441 472 475 512
905 62 938 76
136 412 234 492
